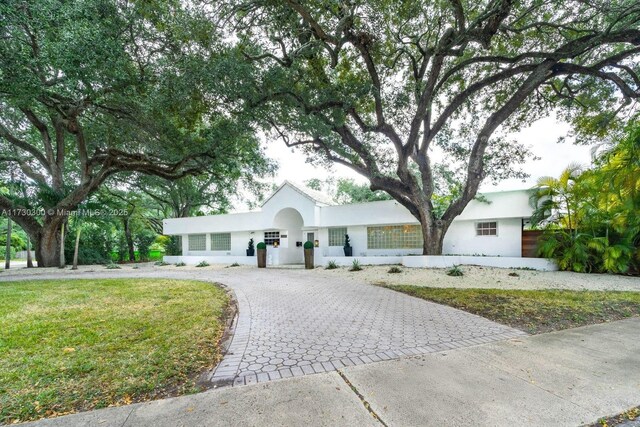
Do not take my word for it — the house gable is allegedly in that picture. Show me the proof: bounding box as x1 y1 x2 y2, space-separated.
261 182 320 228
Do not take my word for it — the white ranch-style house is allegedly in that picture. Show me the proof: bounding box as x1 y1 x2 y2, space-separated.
163 181 556 270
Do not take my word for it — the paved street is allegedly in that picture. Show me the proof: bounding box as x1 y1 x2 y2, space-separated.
0 265 524 386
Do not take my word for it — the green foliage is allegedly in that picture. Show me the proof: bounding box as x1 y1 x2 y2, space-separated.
325 260 338 269
165 236 183 256
446 265 464 277
0 246 17 260
247 238 254 251
532 120 640 274
135 229 157 262
349 259 362 272
175 262 186 267
105 263 121 270
344 234 351 248
388 266 402 274
303 241 314 249
196 261 210 268
229 262 241 267
303 178 392 204
0 0 272 267
64 225 113 265
256 242 266 250
154 261 170 266
334 179 392 204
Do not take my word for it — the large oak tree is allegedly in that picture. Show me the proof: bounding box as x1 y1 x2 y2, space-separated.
223 0 640 254
0 0 269 266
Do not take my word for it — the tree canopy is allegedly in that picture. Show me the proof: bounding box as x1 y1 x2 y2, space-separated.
0 0 271 265
221 0 640 254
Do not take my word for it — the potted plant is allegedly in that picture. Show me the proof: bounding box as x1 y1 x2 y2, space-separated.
256 242 267 268
343 234 353 257
303 241 314 269
246 238 255 256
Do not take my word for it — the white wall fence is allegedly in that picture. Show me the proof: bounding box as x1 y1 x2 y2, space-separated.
164 254 557 271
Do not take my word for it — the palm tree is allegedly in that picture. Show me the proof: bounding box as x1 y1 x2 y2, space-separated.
529 162 584 234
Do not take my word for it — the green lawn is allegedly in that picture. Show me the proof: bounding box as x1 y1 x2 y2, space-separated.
387 286 640 334
0 279 229 424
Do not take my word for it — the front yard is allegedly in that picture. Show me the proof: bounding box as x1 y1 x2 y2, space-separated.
0 278 229 424
386 286 640 334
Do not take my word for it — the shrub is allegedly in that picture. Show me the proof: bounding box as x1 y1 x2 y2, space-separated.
446 265 463 276
388 266 402 274
508 272 520 277
135 229 157 262
0 246 17 260
344 234 351 248
196 261 210 267
349 259 362 271
165 236 182 256
64 226 113 265
229 262 240 267
303 241 314 249
247 238 254 251
175 262 186 267
105 263 121 270
538 230 634 274
257 242 266 250
325 260 338 270
154 261 169 266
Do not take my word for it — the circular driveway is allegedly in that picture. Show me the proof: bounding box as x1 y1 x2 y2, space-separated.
0 265 526 386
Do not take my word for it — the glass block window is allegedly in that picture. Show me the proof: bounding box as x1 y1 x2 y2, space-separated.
367 225 423 249
211 233 231 251
328 227 347 246
188 234 206 251
476 221 498 236
264 231 280 246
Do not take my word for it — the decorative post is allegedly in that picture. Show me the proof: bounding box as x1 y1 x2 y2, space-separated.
303 241 314 269
256 242 267 268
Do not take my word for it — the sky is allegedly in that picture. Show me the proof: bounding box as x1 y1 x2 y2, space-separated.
262 115 595 193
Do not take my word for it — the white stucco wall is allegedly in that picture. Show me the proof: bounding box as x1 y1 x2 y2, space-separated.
443 218 522 257
165 183 534 260
315 218 521 258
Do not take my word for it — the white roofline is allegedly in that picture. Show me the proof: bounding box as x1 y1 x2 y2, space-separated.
261 180 334 207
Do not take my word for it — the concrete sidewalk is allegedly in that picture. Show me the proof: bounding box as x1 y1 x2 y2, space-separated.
24 318 640 427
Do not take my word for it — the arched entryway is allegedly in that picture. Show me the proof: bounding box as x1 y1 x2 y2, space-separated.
272 208 304 264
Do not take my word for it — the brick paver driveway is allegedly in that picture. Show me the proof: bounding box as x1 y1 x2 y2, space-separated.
207 268 526 386
0 265 525 386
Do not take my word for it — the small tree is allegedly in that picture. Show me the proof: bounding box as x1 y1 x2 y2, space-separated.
343 234 352 257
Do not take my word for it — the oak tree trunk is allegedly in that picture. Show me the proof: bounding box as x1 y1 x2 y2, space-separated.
35 227 61 267
33 216 67 267
59 222 66 268
420 220 448 255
